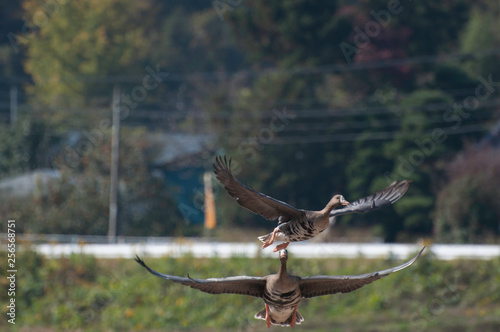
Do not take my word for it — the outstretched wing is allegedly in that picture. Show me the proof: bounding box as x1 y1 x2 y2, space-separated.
329 180 411 219
135 256 267 298
299 247 424 298
213 155 304 222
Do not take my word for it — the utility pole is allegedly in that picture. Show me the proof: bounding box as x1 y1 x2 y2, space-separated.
108 85 120 243
10 85 17 126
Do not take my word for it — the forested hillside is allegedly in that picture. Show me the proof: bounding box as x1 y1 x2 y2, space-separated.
1 0 499 243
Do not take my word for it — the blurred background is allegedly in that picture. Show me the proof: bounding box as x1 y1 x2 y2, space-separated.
1 0 500 331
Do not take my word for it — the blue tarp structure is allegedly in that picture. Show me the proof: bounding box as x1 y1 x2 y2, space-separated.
162 167 206 224
148 132 218 224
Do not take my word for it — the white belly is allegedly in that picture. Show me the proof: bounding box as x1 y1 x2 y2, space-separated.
269 305 294 324
275 231 289 242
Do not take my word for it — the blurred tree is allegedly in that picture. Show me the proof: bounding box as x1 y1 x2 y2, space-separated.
206 0 483 243
4 0 497 244
380 90 455 240
227 0 352 66
372 1 470 56
142 5 245 131
344 89 474 241
206 1 352 231
0 0 28 120
430 64 477 93
0 1 24 39
460 0 500 79
150 7 243 74
342 0 470 93
434 146 500 243
0 116 55 179
341 92 403 239
22 0 153 108
0 0 25 76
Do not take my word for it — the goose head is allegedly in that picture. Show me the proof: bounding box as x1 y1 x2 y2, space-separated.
337 194 350 206
279 249 288 261
277 249 289 277
325 194 350 212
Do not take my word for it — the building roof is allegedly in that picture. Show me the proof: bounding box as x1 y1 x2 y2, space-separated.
0 168 61 197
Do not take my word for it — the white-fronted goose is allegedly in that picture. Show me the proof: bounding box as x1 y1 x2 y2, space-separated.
135 247 424 328
213 156 411 251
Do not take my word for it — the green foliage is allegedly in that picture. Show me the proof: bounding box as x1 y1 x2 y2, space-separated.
340 0 471 92
0 117 55 179
377 0 470 56
434 147 500 243
460 1 500 78
150 7 242 74
23 0 154 107
379 90 457 240
431 65 477 92
3 249 500 331
1 1 498 243
227 0 352 66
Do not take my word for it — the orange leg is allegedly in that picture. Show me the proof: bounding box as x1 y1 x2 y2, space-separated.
290 305 298 328
262 228 279 249
273 241 290 252
265 303 271 328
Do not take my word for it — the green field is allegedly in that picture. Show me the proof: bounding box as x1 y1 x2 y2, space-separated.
2 248 500 331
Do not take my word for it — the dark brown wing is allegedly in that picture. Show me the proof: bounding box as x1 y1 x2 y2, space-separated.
135 256 267 298
329 180 411 219
213 155 304 221
299 247 424 298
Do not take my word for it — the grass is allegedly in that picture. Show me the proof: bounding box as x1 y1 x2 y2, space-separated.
1 248 500 331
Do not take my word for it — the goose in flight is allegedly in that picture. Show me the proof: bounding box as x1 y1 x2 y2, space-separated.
213 156 411 251
135 247 424 328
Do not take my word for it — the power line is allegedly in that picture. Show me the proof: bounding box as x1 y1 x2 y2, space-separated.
10 93 500 120
267 124 488 145
125 98 500 120
3 114 492 147
9 97 499 134
280 115 494 132
125 110 494 133
1 48 500 84
0 85 486 112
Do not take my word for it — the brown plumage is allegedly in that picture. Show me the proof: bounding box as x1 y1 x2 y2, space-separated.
213 155 411 251
135 247 425 328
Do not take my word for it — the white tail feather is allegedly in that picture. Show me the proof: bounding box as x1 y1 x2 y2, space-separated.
258 233 272 243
